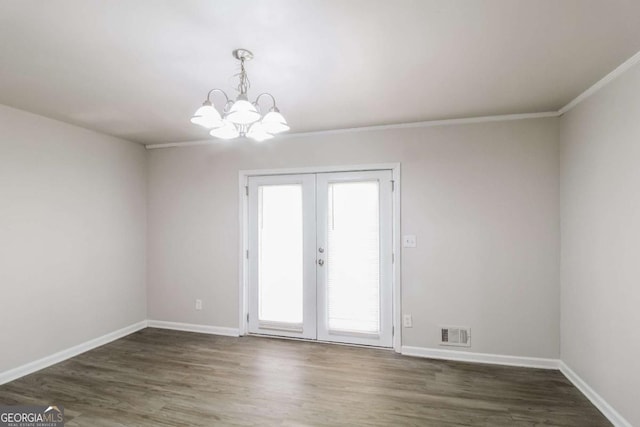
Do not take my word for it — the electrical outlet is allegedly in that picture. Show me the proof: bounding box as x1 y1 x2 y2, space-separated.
195 299 202 310
402 235 417 248
403 314 413 328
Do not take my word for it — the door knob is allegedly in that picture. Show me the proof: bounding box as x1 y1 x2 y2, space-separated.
318 259 324 266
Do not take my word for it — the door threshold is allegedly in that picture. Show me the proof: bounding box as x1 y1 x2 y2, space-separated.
246 333 394 351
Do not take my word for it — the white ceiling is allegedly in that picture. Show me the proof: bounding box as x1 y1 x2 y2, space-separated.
1 1 640 145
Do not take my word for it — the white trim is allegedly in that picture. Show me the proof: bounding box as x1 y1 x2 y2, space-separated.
145 112 558 150
281 112 559 138
240 163 402 177
391 164 402 353
559 361 632 427
238 170 249 336
401 346 560 370
558 49 640 115
0 320 147 386
146 140 215 150
238 163 402 352
147 320 240 337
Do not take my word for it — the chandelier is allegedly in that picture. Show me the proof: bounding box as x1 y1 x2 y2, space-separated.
190 49 289 142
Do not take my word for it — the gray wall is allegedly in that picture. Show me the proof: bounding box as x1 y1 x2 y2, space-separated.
560 63 640 426
0 105 147 373
147 118 561 358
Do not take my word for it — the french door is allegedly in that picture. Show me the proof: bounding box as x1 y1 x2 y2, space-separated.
247 170 393 347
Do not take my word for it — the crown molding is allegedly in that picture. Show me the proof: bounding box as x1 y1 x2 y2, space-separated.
280 111 560 138
558 49 640 115
146 140 214 150
145 111 559 150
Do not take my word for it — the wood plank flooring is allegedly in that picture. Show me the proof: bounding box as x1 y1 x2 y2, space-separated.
0 328 610 426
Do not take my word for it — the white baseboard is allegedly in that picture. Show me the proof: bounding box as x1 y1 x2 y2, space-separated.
0 320 148 386
147 320 240 337
559 361 631 427
401 346 560 369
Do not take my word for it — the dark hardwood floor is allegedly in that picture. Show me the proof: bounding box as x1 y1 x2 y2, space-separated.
0 328 610 426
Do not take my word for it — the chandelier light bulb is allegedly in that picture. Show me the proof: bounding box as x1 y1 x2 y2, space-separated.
209 120 240 139
247 122 274 142
190 103 223 129
261 110 290 134
226 98 261 125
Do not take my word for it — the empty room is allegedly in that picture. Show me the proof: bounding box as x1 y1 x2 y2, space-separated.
1 1 639 426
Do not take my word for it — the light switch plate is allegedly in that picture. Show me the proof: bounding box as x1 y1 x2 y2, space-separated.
402 235 417 248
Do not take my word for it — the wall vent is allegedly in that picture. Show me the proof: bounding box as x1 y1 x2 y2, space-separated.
439 326 471 347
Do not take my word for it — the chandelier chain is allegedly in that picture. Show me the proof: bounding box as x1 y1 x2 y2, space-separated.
235 57 251 95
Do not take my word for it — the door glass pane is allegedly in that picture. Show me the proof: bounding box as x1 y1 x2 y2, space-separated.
258 184 303 324
327 181 380 333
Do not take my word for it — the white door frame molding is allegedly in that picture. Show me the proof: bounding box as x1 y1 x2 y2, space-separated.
238 163 402 352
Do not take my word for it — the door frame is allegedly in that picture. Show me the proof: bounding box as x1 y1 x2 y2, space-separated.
238 163 402 352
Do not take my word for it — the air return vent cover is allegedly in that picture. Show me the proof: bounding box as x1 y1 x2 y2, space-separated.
440 326 471 347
